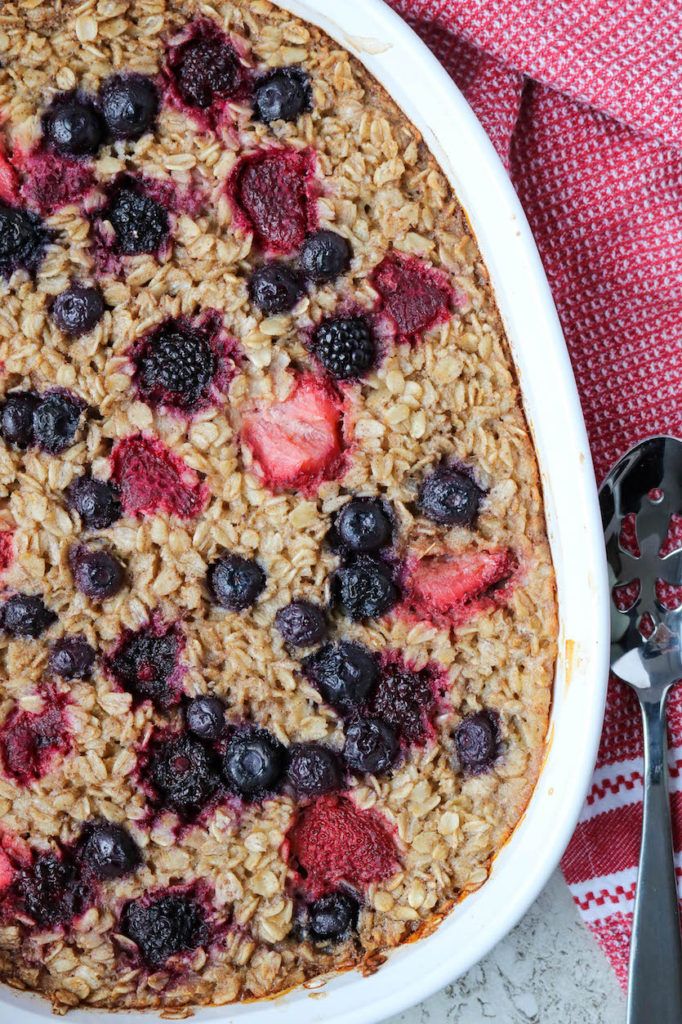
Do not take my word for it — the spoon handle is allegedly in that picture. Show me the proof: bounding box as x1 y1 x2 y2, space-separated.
627 690 682 1024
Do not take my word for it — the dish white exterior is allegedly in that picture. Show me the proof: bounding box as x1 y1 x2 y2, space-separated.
1 1 610 1021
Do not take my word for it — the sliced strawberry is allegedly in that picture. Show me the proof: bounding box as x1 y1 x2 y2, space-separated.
400 547 517 630
371 251 454 341
241 373 346 493
0 848 13 892
0 148 19 205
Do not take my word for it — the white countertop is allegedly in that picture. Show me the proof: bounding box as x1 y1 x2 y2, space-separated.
387 871 625 1023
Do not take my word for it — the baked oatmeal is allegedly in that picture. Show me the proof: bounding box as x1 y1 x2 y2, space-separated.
0 0 557 1012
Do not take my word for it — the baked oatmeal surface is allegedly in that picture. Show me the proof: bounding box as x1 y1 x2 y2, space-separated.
0 0 557 1012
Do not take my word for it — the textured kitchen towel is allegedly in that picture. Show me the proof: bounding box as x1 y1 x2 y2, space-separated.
387 0 682 988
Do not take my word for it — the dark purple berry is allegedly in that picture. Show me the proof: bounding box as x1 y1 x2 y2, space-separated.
42 92 104 156
249 262 304 315
287 743 342 796
314 316 375 379
32 392 84 454
185 695 225 741
49 635 96 679
66 474 121 530
300 230 351 283
134 321 216 410
454 710 499 774
99 73 159 140
368 663 435 745
1 593 56 638
275 600 326 647
417 466 482 527
332 556 399 620
343 717 398 775
222 727 286 799
172 33 242 109
0 205 49 278
70 545 126 601
78 820 141 880
336 498 392 553
308 891 359 942
121 892 207 968
15 852 91 928
207 554 266 611
0 391 40 448
51 283 105 337
108 624 180 707
254 67 311 123
104 180 169 255
149 733 219 816
302 641 379 713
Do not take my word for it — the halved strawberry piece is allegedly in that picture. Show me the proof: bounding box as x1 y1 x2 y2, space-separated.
371 251 455 342
241 373 346 494
0 847 13 892
0 148 19 205
400 547 517 630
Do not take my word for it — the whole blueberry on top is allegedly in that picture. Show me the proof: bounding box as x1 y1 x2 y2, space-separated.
32 392 84 454
78 819 142 880
454 710 499 774
42 92 105 156
302 641 379 713
343 717 398 775
149 733 220 817
1 593 56 638
0 391 40 449
275 600 327 648
300 230 351 283
121 892 207 968
172 33 242 109
135 321 216 410
249 262 304 316
314 316 376 380
336 498 392 553
51 283 105 337
66 474 122 530
223 727 287 799
99 73 159 140
308 891 359 942
254 67 311 124
104 180 170 255
287 742 342 797
0 205 49 278
70 545 126 601
49 635 96 679
207 554 266 611
332 557 399 621
417 465 482 527
185 695 225 741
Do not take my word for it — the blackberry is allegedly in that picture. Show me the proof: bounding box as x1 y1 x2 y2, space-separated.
172 33 241 109
369 663 435 744
314 316 375 379
104 180 169 255
149 733 220 816
135 321 216 410
121 892 207 967
108 624 180 707
0 205 49 278
16 852 91 929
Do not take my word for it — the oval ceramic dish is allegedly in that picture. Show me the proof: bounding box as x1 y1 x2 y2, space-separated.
1 1 609 1021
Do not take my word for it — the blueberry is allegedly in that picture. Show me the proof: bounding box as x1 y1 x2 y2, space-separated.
287 742 342 796
0 205 49 278
99 73 159 140
172 34 241 109
121 893 207 968
78 819 142 880
308 891 359 942
331 557 399 620
275 600 327 647
108 625 180 708
135 321 216 410
42 92 104 157
0 391 40 448
222 727 287 799
66 474 121 530
32 392 84 454
254 67 311 124
249 263 304 315
149 733 220 816
300 230 351 283
51 283 105 337
49 635 96 679
336 498 392 553
185 695 225 741
343 717 398 775
16 852 91 929
314 316 375 380
1 593 56 638
302 641 379 713
454 710 499 774
70 545 126 601
207 554 266 611
417 465 482 527
104 180 170 255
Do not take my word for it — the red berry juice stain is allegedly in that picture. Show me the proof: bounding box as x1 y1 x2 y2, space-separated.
0 685 71 786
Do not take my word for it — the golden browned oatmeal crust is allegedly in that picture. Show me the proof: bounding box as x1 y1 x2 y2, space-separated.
0 0 557 1011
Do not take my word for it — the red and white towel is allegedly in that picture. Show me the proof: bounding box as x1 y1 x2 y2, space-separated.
390 0 682 986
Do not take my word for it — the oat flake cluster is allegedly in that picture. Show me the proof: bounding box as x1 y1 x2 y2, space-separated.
0 0 557 1012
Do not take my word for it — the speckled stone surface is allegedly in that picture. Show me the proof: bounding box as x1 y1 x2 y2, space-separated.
388 871 625 1023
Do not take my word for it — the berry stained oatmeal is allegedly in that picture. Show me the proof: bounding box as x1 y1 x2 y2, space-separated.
0 0 557 1012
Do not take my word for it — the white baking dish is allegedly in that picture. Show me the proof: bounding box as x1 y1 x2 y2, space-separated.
2 1 610 1021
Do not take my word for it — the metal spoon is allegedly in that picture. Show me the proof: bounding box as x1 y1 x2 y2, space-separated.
601 435 682 1023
